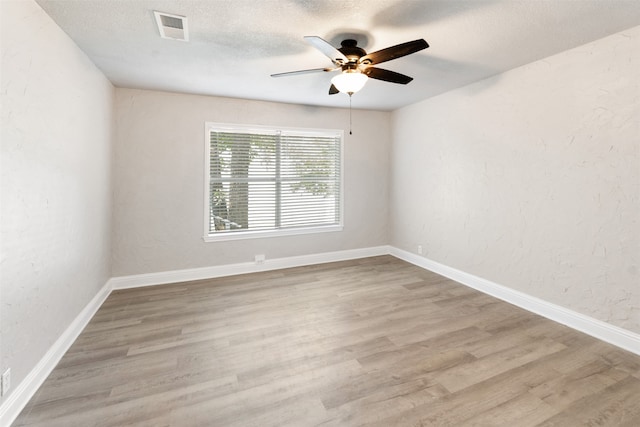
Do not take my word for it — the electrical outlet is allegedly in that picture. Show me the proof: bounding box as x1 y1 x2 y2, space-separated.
254 254 265 264
1 368 10 396
417 245 423 255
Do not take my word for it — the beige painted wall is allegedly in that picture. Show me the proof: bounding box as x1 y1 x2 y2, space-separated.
391 26 640 333
112 89 390 276
0 0 114 404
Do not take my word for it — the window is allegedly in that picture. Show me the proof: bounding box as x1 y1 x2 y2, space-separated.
204 123 343 241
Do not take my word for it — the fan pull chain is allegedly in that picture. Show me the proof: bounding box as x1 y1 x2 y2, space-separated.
349 94 353 135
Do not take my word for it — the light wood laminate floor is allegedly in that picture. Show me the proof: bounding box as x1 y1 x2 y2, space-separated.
14 256 640 426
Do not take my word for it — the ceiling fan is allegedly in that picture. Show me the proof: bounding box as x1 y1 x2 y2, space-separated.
271 36 429 95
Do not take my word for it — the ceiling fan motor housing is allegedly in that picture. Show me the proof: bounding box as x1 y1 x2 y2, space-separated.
338 39 368 69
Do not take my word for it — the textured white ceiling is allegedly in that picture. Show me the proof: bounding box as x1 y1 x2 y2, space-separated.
36 0 640 111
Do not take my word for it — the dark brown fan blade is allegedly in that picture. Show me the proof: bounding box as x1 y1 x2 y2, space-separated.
271 67 336 78
360 39 428 65
363 67 413 84
304 36 349 65
329 84 339 95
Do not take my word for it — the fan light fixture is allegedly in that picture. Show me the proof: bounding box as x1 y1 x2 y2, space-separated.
331 71 368 94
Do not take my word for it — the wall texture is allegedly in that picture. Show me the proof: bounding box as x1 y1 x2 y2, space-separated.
112 89 390 276
0 0 114 405
391 26 640 333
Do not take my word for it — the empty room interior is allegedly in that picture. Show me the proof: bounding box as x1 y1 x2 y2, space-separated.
1 0 640 426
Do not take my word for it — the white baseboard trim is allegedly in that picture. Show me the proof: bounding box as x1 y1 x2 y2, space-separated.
0 280 112 427
109 245 391 290
390 246 640 356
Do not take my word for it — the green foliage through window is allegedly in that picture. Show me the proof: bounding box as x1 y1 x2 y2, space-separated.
206 124 342 235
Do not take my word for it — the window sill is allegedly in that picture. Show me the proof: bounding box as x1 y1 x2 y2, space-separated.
202 225 343 242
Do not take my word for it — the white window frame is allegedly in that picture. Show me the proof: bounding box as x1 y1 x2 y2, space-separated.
203 122 344 242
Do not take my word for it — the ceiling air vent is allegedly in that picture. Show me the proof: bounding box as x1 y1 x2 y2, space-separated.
153 11 188 41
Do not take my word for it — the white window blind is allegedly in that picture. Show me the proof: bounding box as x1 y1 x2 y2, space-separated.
205 124 343 240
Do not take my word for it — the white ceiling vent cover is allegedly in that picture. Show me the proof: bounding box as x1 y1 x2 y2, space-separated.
154 11 188 41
